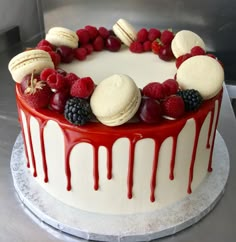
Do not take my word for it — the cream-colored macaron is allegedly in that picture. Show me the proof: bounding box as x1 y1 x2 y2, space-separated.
45 27 78 49
8 49 54 83
113 19 137 46
90 74 141 126
171 30 205 58
176 55 224 100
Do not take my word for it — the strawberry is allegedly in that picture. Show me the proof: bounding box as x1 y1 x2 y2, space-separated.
151 40 162 54
21 73 52 109
161 95 185 119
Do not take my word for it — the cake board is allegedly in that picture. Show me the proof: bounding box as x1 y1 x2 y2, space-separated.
10 132 230 242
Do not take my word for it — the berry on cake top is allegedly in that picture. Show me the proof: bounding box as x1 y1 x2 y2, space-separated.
8 19 224 127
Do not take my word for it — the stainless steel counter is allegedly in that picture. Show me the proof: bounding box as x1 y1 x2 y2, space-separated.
1 44 236 242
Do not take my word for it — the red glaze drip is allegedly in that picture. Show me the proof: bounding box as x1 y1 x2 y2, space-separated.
206 108 215 149
15 84 223 202
127 138 137 199
106 145 113 180
208 92 223 172
17 105 30 168
169 135 178 180
25 114 37 177
93 145 99 190
37 118 48 183
150 140 160 202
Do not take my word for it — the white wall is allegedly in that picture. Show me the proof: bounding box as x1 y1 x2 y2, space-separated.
0 0 44 42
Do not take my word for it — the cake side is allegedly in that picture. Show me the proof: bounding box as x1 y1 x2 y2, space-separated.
16 84 222 214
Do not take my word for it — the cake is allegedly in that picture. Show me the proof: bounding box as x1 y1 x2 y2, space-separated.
9 19 224 215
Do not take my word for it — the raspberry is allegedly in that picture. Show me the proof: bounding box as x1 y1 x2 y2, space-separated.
76 29 90 45
93 36 104 51
81 43 94 54
162 79 179 96
175 53 192 68
129 41 144 53
207 53 217 59
85 25 99 40
40 68 56 81
137 28 148 43
143 40 152 52
74 47 87 60
65 72 80 87
161 95 185 119
70 77 95 98
64 97 92 126
98 27 110 39
37 39 53 49
191 46 205 56
148 28 161 42
48 51 61 67
143 82 166 100
47 73 67 90
177 89 203 111
160 30 174 45
37 45 53 52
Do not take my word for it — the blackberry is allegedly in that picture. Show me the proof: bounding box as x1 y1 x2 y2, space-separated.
177 89 203 111
64 97 92 125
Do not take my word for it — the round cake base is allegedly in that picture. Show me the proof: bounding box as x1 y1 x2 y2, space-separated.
11 132 230 242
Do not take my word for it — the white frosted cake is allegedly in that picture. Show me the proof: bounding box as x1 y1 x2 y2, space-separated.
9 19 224 215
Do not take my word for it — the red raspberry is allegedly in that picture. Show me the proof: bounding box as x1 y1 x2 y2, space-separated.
40 68 56 81
137 28 148 43
37 39 54 49
76 29 90 45
81 43 94 55
143 40 152 52
74 47 87 60
70 77 95 98
85 25 99 40
161 95 185 119
143 82 166 100
162 79 179 96
207 53 217 59
65 72 80 87
151 40 162 54
37 45 53 52
98 27 110 39
93 36 104 51
160 30 174 45
48 51 61 67
47 73 67 90
175 53 192 68
148 28 161 42
129 41 144 53
191 46 205 56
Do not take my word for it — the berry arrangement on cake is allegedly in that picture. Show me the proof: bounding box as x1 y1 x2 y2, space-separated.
9 19 224 214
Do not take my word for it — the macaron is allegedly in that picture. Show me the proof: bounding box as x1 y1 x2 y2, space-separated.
90 74 141 126
45 27 78 49
113 19 137 46
171 30 205 58
8 49 54 83
176 55 224 100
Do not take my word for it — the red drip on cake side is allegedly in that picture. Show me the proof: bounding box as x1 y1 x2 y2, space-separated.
15 84 223 202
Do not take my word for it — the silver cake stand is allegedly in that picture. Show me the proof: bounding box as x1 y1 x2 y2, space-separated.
10 132 230 242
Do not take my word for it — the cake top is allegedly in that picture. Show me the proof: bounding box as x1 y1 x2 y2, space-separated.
8 18 224 127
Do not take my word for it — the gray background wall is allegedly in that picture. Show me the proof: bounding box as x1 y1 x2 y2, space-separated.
0 0 44 42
